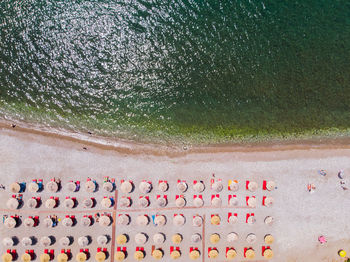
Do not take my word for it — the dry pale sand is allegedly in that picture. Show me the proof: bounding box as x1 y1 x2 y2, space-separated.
0 122 350 262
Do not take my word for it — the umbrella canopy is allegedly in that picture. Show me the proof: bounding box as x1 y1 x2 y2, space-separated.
4 217 16 229
247 197 257 208
135 233 147 245
170 250 181 259
227 232 239 243
95 252 106 262
117 214 130 225
263 249 273 259
173 215 185 226
153 233 165 244
264 197 274 207
101 198 112 208
156 197 167 207
6 198 19 210
266 181 276 191
114 251 125 261
97 235 108 245
1 253 12 262
99 215 111 227
2 238 13 247
66 182 76 192
21 253 31 262
226 249 237 260
26 198 37 209
228 215 238 225
229 181 239 191
211 215 221 225
229 197 238 207
248 181 258 192
62 217 73 227
137 197 149 208
40 237 51 247
9 182 21 193
28 182 39 193
158 181 168 192
212 181 223 192
154 215 166 226
211 197 222 207
63 199 74 209
193 197 204 207
120 181 133 193
191 233 201 243
264 235 274 244
57 253 68 262
171 234 182 244
102 182 113 192
152 249 163 260
246 233 257 244
136 215 149 226
119 197 131 208
245 249 255 259
45 199 56 209
59 237 70 246
24 217 35 227
175 197 186 208
177 182 188 193
43 218 53 228
192 216 203 227
189 250 200 260
208 250 219 259
21 237 32 247
210 233 220 244
80 217 91 227
247 216 256 224
75 252 87 262
133 251 144 261
77 236 89 247
84 181 96 193
39 254 50 262
139 181 152 194
264 216 274 225
46 181 58 193
116 234 127 245
82 198 93 208
193 181 205 192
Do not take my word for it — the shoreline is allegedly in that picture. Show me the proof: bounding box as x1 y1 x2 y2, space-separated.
2 119 350 157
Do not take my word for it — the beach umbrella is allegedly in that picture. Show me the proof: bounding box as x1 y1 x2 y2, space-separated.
210 233 220 244
102 182 113 192
63 198 74 209
189 250 200 260
75 252 87 262
170 250 181 259
152 249 163 260
247 216 256 224
264 197 274 207
246 233 257 244
59 237 70 247
66 182 76 192
80 216 91 227
339 250 347 257
226 249 237 260
6 198 19 209
40 237 51 247
9 182 21 193
136 215 149 226
192 216 203 227
211 196 222 207
24 217 35 227
245 249 255 259
99 215 111 227
116 234 127 245
28 182 39 193
114 251 125 261
43 218 53 228
171 234 182 244
175 197 186 207
193 197 204 207
177 182 187 193
191 233 201 243
2 238 13 247
247 197 257 208
21 237 32 247
264 234 274 244
46 181 58 193
211 215 221 225
208 249 219 259
212 181 223 192
137 197 149 208
139 181 152 194
62 217 73 227
39 254 50 262
21 253 31 262
82 198 93 208
227 232 239 243
45 198 56 209
135 233 147 245
119 197 131 208
77 236 89 247
133 251 144 261
57 253 68 262
95 252 106 262
156 197 167 207
264 216 274 225
158 181 168 192
229 197 238 207
173 215 185 226
85 181 96 193
193 181 205 192
101 198 112 208
228 215 238 225
117 214 130 225
154 215 166 226
229 181 239 191
248 181 258 192
267 181 276 191
26 198 37 209
263 249 273 259
120 181 133 193
1 253 13 262
97 235 108 245
4 217 16 229
153 233 165 244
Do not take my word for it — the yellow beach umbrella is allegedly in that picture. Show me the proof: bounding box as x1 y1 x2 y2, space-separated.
21 253 31 262
245 249 255 259
208 249 219 259
75 252 87 262
57 253 68 262
9 182 21 193
2 253 13 262
114 251 125 261
170 250 181 259
189 250 200 260
226 249 237 260
264 234 274 244
263 249 273 259
211 215 221 225
152 249 163 260
39 254 50 262
133 251 144 261
95 252 106 262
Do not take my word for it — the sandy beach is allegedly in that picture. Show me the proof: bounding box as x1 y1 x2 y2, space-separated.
1 122 350 262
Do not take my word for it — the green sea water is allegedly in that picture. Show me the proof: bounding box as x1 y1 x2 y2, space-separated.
1 0 350 144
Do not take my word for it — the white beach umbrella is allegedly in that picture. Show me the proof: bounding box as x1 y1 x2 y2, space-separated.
248 181 258 192
21 237 32 247
6 198 19 210
62 217 73 227
23 217 35 227
66 182 76 192
119 197 131 208
85 181 96 193
247 216 256 225
137 197 149 208
4 217 16 228
120 181 133 193
156 197 167 207
78 236 89 247
212 181 223 192
177 182 188 193
59 237 70 246
211 196 222 207
154 215 166 226
26 198 37 209
228 215 238 225
266 181 276 191
229 181 239 191
28 182 39 193
117 214 130 225
99 215 111 227
173 214 185 226
2 238 14 247
45 198 56 209
102 182 113 192
135 233 147 245
43 217 53 228
40 236 51 247
191 233 202 243
101 198 112 208
82 198 93 208
9 182 21 193
46 181 58 193
97 235 108 245
136 215 149 226
193 181 205 192
139 181 152 194
247 197 257 208
158 181 168 192
229 197 238 207
264 216 274 225
80 216 91 227
246 233 257 244
153 233 165 244
63 198 74 209
192 216 203 227
227 232 239 243
193 197 204 207
264 197 274 207
175 197 186 207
